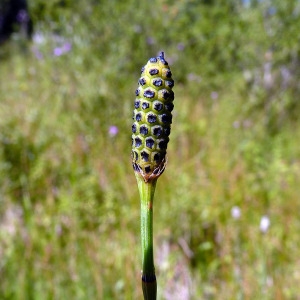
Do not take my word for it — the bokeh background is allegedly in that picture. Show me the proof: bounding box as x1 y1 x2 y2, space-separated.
1 0 300 299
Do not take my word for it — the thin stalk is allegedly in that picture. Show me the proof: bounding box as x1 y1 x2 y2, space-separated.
135 173 157 300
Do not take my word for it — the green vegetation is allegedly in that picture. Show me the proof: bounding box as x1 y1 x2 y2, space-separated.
1 1 300 299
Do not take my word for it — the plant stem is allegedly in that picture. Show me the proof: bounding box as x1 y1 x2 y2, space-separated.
135 173 157 300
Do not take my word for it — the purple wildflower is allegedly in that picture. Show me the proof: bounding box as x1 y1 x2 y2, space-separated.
62 42 72 52
53 42 72 57
109 126 118 137
210 91 219 100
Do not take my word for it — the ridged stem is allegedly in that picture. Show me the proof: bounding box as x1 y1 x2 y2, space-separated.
135 173 157 300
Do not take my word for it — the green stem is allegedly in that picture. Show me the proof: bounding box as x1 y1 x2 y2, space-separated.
135 173 157 300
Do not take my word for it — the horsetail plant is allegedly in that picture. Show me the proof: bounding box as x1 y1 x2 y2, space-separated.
131 52 174 300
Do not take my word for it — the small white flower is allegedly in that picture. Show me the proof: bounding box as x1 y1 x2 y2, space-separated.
32 32 46 44
231 206 241 220
260 215 270 233
233 120 240 128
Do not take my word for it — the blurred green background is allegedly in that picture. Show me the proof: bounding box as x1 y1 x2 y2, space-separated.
1 0 300 299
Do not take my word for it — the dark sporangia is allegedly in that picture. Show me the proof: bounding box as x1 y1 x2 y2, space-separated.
142 102 150 109
134 100 140 108
161 113 172 124
140 125 149 135
152 78 163 87
135 113 142 122
153 102 163 111
132 124 137 133
144 89 155 99
165 80 174 88
135 137 142 147
145 137 155 149
141 151 149 162
139 78 147 86
152 126 163 137
149 68 159 76
147 114 157 124
165 103 174 112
